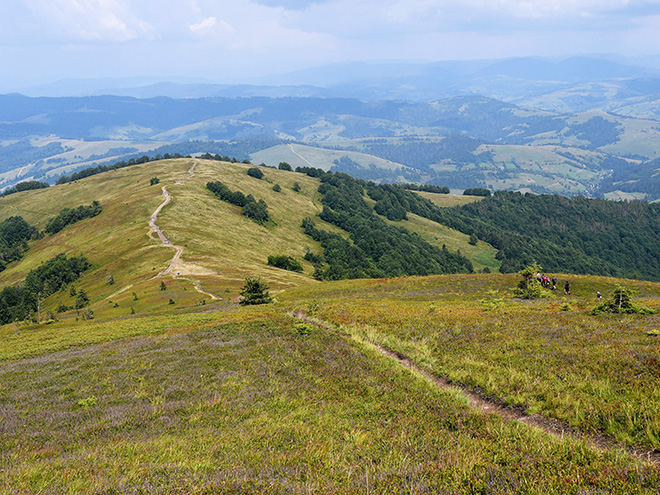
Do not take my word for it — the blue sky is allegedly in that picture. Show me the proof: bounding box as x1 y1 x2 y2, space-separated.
1 0 660 85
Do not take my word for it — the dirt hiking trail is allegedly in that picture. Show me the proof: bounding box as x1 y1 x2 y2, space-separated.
149 161 221 300
293 310 660 466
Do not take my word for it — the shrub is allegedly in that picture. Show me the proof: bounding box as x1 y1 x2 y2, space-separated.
239 277 272 305
150 177 160 186
247 167 264 179
77 396 97 407
514 262 544 299
242 198 269 225
294 322 314 336
592 285 656 315
292 182 301 192
75 289 90 309
278 162 293 171
272 184 281 192
268 255 303 273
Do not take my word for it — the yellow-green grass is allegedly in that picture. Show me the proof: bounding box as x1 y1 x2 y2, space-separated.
0 159 343 321
381 212 501 272
415 190 484 207
0 160 191 318
2 313 658 493
154 159 335 295
280 273 660 450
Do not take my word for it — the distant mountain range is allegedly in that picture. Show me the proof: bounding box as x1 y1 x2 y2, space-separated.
1 55 660 200
9 56 660 116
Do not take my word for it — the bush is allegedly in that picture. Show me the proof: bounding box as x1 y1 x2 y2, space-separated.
272 184 281 192
514 262 544 299
242 198 269 225
247 167 264 179
294 322 314 336
268 255 303 273
292 182 301 192
278 162 293 171
592 285 656 315
150 177 160 186
239 277 273 305
75 289 89 309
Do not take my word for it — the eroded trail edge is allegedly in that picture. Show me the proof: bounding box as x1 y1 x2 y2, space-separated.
148 162 221 300
292 310 660 466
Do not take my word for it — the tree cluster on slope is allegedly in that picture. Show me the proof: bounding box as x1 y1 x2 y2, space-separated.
0 253 91 324
44 201 103 235
267 255 303 273
1 181 49 197
206 181 269 225
0 216 39 272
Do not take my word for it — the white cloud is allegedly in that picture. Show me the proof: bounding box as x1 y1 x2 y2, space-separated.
1 0 659 82
189 16 217 32
21 0 153 42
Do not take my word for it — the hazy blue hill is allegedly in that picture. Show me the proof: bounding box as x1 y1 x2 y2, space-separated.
12 56 657 104
475 56 650 82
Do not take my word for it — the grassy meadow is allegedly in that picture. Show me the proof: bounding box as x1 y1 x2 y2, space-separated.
1 158 660 492
2 305 660 493
281 274 660 452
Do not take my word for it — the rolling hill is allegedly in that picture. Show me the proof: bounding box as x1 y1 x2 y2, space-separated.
1 158 660 492
4 91 660 198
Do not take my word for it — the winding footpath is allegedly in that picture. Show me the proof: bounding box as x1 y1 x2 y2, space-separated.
149 161 221 300
292 310 660 466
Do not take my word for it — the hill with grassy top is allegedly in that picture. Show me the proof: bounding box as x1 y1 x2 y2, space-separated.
1 158 660 493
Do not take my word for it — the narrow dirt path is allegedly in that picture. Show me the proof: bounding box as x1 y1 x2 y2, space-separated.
148 161 222 300
292 310 660 466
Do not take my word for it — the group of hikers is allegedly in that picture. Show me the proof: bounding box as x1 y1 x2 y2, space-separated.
535 273 570 294
535 273 606 299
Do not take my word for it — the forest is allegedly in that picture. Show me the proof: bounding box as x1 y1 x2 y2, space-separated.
366 184 660 280
301 171 473 279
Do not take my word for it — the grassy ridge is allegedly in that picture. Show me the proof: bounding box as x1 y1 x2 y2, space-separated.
0 158 495 321
2 311 659 493
2 158 660 492
0 159 344 320
280 273 660 450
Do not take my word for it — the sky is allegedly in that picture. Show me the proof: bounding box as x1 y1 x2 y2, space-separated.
1 0 660 86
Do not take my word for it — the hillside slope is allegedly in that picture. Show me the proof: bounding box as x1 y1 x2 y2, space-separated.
0 159 335 319
0 158 484 321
